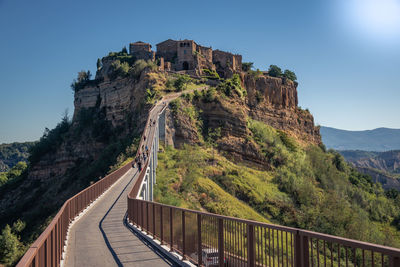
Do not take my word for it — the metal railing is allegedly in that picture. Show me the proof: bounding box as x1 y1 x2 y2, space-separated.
16 99 159 267
16 161 133 267
17 91 400 267
127 199 400 267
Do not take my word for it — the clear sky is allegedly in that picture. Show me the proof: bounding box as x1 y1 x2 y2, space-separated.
1 0 400 143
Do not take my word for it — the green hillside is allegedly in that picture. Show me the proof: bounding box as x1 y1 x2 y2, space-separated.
155 95 400 248
0 142 36 172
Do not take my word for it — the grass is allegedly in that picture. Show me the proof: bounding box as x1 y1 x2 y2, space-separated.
155 144 292 223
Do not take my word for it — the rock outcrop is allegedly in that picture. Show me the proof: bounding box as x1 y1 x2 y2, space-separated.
244 74 320 144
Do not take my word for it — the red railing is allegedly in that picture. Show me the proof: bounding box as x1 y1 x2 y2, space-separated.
16 161 133 267
17 92 400 267
127 199 400 267
16 99 159 267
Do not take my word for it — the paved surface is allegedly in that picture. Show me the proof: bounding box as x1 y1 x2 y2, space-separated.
64 100 174 267
63 88 207 267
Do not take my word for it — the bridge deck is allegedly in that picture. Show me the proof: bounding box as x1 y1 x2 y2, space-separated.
64 102 174 267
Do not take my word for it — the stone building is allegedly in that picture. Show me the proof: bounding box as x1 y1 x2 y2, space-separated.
129 39 242 78
129 41 155 61
212 50 242 78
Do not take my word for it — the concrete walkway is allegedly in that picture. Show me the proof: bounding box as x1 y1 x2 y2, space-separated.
63 166 174 267
64 101 175 267
63 88 207 266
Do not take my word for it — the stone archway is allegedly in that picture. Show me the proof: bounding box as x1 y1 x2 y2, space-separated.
182 61 189 70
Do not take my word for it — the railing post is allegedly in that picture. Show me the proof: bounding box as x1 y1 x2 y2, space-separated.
141 201 144 230
294 231 301 267
160 206 164 245
218 218 224 267
390 256 400 267
197 214 202 266
153 203 156 239
182 211 186 260
247 224 255 267
170 207 174 252
146 202 149 234
295 231 309 267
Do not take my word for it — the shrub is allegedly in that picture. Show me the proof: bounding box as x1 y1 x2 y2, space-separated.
145 88 158 104
268 65 282 77
202 69 220 80
202 87 217 103
70 70 92 92
29 114 71 165
110 60 130 79
174 74 192 91
0 220 25 266
283 69 297 81
248 69 263 79
216 74 246 98
129 59 157 80
242 62 254 72
169 99 181 113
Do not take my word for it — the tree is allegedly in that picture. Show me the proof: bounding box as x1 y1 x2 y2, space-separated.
174 74 191 91
283 69 297 81
268 65 282 77
0 220 25 266
96 58 102 70
242 62 254 72
71 70 92 92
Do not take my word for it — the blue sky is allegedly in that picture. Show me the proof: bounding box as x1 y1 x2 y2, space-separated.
1 0 400 143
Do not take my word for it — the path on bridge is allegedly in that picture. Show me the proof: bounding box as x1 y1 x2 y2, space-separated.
63 100 175 267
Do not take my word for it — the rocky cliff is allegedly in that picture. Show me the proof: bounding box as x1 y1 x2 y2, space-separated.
340 150 400 191
167 73 321 168
244 74 320 144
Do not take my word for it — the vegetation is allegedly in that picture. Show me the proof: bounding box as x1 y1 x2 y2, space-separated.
129 59 157 80
173 74 192 91
156 106 400 248
110 60 130 79
0 161 27 187
242 62 254 72
267 65 297 82
70 70 92 92
0 220 26 266
0 102 140 266
0 142 35 172
216 74 247 98
283 69 297 81
202 68 220 80
28 113 71 165
268 65 283 77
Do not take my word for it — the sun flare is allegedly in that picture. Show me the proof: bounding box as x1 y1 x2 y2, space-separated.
341 0 400 42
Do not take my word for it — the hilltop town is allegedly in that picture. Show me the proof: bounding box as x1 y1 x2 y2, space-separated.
128 39 242 78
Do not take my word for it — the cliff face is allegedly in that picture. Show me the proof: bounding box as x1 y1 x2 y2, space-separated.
244 74 320 144
0 66 164 234
168 73 321 168
28 71 161 182
339 150 400 191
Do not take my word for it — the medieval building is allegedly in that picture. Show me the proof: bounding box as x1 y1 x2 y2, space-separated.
129 39 242 78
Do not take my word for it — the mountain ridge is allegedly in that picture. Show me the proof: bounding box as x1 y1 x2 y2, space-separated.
320 126 400 151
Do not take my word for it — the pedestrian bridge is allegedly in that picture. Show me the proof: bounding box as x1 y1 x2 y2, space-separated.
17 90 400 267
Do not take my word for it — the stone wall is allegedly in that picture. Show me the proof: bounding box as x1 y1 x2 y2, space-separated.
156 39 178 62
129 42 152 54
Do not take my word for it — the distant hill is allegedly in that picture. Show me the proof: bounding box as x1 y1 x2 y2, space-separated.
0 142 36 172
339 150 400 191
320 126 400 151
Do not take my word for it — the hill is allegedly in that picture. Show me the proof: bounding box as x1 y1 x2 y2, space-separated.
320 126 400 151
339 150 400 191
1 39 399 266
0 142 36 172
154 86 400 249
